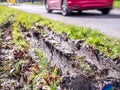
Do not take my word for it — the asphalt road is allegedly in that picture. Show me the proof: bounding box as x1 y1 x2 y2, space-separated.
8 4 120 39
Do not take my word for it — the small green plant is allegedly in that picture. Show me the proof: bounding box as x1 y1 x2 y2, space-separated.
50 83 57 90
50 67 60 90
35 48 49 69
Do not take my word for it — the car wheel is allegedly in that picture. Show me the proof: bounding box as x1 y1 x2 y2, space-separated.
62 0 71 16
45 0 52 13
101 9 110 15
78 10 82 14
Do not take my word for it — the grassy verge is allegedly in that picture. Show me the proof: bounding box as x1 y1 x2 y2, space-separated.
0 10 60 89
0 5 120 58
114 1 120 8
22 1 44 5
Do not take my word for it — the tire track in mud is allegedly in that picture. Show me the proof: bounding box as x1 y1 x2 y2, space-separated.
22 22 120 90
0 19 59 90
0 19 120 90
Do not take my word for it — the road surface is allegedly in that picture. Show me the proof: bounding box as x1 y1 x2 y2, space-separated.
7 4 120 39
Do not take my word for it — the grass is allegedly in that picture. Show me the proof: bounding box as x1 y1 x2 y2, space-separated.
35 48 49 69
0 18 59 90
0 5 120 58
13 28 30 50
23 1 44 5
114 1 120 8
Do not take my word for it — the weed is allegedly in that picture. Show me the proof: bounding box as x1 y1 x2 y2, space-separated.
35 48 49 69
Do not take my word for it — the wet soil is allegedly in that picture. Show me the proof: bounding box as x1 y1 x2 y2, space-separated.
0 19 120 90
26 23 120 90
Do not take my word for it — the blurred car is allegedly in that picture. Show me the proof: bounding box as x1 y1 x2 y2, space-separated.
45 0 113 16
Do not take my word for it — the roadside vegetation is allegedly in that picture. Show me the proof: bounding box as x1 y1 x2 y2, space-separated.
0 5 120 58
0 5 120 90
0 9 60 89
114 0 120 8
23 1 44 5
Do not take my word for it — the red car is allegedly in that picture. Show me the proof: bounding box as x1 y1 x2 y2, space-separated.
45 0 113 16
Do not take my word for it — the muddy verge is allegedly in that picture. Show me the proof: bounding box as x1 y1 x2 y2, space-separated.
23 22 120 90
0 20 120 90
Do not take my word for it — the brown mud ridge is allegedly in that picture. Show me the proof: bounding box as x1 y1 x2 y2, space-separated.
0 19 120 90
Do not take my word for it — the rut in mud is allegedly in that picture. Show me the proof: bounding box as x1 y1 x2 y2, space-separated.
24 23 120 90
0 18 120 90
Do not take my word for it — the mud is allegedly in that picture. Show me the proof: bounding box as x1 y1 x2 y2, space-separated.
24 23 120 90
0 20 120 90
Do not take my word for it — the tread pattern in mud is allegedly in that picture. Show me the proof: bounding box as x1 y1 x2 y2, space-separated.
0 20 120 90
24 23 120 90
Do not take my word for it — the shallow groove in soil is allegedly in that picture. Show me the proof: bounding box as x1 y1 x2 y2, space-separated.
0 20 120 90
23 23 120 90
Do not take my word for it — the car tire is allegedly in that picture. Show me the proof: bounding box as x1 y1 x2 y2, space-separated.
45 0 52 13
101 9 110 15
78 10 82 14
62 0 71 16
